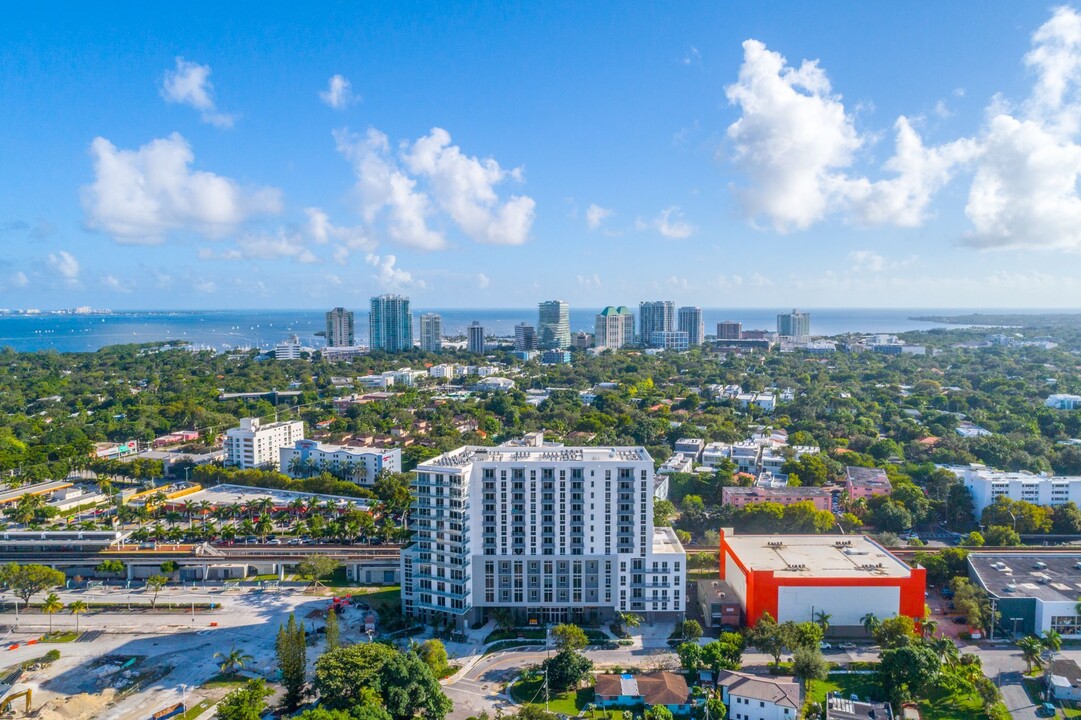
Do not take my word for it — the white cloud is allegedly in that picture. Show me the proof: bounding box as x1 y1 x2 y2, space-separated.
366 253 425 289
476 273 491 289
576 273 602 290
402 127 535 245
82 133 281 243
194 279 216 294
682 46 702 65
153 271 173 289
335 128 445 250
101 274 132 293
933 99 953 118
964 6 1081 251
160 57 235 128
47 250 80 281
304 207 375 265
585 203 613 230
336 126 535 249
198 228 319 263
320 75 357 109
724 40 976 231
10 271 28 288
649 206 695 239
848 250 886 272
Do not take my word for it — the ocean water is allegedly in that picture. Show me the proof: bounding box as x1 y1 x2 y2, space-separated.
0 308 986 353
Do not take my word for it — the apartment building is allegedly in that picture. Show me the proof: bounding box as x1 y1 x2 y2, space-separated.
370 294 413 352
325 307 355 347
224 417 305 470
954 464 1081 513
677 306 704 346
401 434 687 631
468 321 485 354
639 301 675 346
538 301 571 350
420 313 443 352
595 306 635 349
280 439 401 486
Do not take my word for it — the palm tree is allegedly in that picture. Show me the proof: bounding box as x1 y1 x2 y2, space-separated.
42 592 63 634
861 612 880 636
214 647 254 676
814 610 832 634
70 600 88 633
931 637 960 666
1019 635 1045 673
921 619 939 639
1043 629 1063 652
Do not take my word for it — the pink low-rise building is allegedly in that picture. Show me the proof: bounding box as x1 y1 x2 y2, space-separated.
722 486 832 511
845 466 892 499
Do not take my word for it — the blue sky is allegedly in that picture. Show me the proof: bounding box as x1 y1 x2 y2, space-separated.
2 2 1081 309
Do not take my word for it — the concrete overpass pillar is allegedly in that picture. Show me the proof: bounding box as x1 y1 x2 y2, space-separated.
127 564 133 581
278 565 285 581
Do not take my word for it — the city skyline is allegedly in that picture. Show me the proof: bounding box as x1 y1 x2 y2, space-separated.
5 4 1081 310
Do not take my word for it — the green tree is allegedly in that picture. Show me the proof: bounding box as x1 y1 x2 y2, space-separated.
645 707 674 720
418 638 450 678
873 616 917 649
215 647 254 675
277 612 308 710
677 641 702 671
315 643 398 710
1053 502 1081 534
96 559 125 575
653 499 676 527
378 650 453 720
749 613 786 666
981 496 1052 534
69 599 88 633
813 610 832 634
325 607 340 651
878 645 941 706
298 555 340 588
542 649 593 692
217 679 271 720
983 525 1021 546
145 574 168 609
959 531 985 547
670 619 702 643
0 563 65 608
517 707 559 720
42 592 63 633
551 623 588 651
792 646 828 683
1018 635 1045 673
951 577 997 631
701 634 744 674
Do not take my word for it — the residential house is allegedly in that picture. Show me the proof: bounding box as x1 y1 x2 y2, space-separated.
595 672 692 714
717 671 801 720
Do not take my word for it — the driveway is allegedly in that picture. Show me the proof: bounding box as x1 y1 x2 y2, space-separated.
999 671 1039 720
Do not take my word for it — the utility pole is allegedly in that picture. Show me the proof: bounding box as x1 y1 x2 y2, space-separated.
545 622 551 712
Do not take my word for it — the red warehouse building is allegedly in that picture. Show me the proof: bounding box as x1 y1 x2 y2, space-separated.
717 529 925 631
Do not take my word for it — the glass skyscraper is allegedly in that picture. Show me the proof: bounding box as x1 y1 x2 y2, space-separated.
537 300 570 349
370 294 413 352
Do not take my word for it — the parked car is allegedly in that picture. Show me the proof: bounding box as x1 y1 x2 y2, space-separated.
952 617 967 625
819 642 832 650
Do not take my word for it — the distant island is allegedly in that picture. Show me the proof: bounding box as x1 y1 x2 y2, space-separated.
910 312 1081 327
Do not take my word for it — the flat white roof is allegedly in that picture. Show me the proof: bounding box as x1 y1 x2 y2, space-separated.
420 444 651 469
725 533 911 578
178 483 370 508
652 526 686 555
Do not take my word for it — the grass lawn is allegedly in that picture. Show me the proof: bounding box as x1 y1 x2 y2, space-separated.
200 673 248 689
40 631 80 643
351 586 401 613
511 676 595 715
808 673 997 720
177 698 215 720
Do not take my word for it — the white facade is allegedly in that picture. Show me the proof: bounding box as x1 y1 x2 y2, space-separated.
420 313 443 353
1047 394 1081 410
280 439 401 486
639 301 675 346
358 373 396 389
401 435 687 631
476 376 515 392
955 464 1081 513
274 336 303 360
677 306 704 346
649 331 689 351
595 307 635 349
718 672 800 720
224 417 305 470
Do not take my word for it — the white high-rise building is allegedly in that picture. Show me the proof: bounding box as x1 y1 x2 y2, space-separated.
325 307 355 347
468 321 485 354
639 301 675 346
677 306 704 346
370 294 413 352
777 309 811 340
274 335 303 360
224 417 305 470
420 313 443 353
537 300 571 349
594 306 635 349
401 434 687 631
954 464 1081 514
